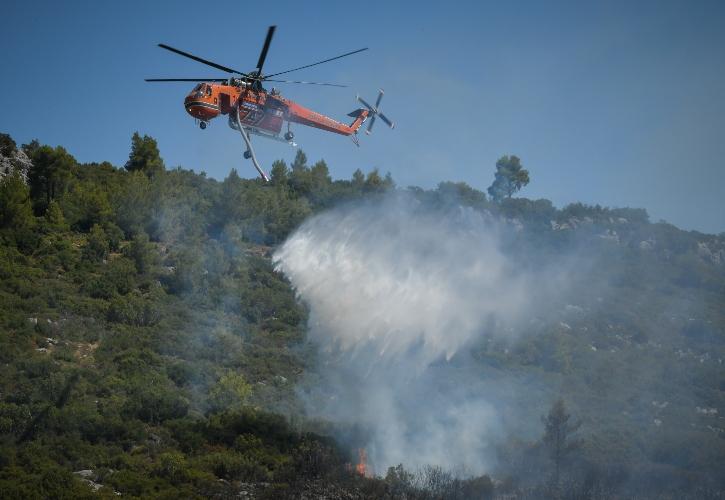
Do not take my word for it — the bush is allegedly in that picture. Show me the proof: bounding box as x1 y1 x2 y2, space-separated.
82 224 109 262
124 231 157 274
107 292 160 326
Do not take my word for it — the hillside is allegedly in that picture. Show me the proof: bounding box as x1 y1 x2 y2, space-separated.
0 132 723 499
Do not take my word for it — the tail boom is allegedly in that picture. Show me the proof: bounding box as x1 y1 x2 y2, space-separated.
285 101 369 136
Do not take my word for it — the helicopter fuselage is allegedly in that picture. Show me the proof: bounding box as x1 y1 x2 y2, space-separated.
184 82 368 137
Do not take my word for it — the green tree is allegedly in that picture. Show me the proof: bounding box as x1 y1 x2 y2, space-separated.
111 170 152 235
291 149 307 172
364 168 386 192
208 371 252 412
125 132 165 177
82 224 110 262
61 181 112 231
270 159 289 186
102 221 124 251
289 150 313 196
542 398 581 493
0 133 17 156
44 200 69 231
0 172 34 231
125 231 157 274
28 145 76 212
351 169 365 189
21 138 41 157
487 155 530 202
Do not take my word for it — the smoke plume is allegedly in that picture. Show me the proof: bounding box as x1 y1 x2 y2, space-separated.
273 193 568 474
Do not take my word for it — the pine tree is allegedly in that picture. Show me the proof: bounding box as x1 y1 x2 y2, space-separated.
352 169 365 188
487 155 530 202
270 159 289 186
44 200 68 231
125 132 165 178
542 398 581 495
28 145 76 212
291 149 307 172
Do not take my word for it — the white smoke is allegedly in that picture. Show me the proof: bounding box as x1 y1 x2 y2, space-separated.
273 193 565 474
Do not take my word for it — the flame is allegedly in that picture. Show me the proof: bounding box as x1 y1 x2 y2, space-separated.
355 448 368 477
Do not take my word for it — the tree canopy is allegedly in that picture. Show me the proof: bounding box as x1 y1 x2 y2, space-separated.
487 155 530 201
125 131 165 177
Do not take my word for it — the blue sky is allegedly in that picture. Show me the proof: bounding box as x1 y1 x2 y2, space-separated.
1 0 724 233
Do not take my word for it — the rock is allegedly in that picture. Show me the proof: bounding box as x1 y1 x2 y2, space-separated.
697 241 724 265
639 239 655 250
0 148 32 182
74 470 94 479
598 229 619 243
550 220 574 231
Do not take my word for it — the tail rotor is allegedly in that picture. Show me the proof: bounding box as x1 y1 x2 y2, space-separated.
357 89 395 135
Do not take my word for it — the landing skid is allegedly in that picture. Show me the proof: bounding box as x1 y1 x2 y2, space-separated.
234 107 270 182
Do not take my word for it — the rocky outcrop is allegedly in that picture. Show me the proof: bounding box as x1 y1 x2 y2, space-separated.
0 148 32 182
697 241 725 266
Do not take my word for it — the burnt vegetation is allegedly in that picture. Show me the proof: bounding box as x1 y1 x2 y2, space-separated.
0 132 723 498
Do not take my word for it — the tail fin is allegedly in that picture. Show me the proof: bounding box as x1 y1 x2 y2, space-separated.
347 108 370 133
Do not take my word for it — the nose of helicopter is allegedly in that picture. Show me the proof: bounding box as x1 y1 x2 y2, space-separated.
184 84 221 121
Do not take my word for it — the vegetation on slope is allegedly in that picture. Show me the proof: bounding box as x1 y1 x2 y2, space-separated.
0 131 723 498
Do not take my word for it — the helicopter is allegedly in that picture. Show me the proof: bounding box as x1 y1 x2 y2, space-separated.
146 26 394 181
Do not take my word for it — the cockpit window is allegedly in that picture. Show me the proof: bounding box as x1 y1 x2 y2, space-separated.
206 86 212 96
193 84 202 91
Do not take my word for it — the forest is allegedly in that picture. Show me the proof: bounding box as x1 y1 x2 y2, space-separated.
0 131 723 499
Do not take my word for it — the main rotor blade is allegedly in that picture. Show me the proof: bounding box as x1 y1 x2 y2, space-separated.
378 113 395 128
265 47 368 79
157 43 250 76
255 25 276 75
145 78 229 82
264 79 346 87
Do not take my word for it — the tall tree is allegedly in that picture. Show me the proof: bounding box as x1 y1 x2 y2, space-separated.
351 169 365 188
21 138 41 158
0 133 16 156
125 132 165 177
28 145 76 213
487 155 530 202
291 149 307 172
0 172 34 230
270 159 289 186
542 398 581 494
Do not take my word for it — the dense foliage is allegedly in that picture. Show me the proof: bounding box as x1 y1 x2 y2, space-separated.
0 132 723 498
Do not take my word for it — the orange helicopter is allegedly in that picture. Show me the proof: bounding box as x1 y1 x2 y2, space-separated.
146 26 394 181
